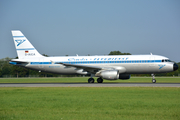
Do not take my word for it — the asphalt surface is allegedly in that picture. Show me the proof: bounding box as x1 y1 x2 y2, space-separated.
0 83 180 87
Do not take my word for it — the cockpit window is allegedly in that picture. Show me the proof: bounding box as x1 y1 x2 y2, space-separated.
167 60 171 62
162 59 171 62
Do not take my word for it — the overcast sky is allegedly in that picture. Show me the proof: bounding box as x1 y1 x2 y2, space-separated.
0 0 180 62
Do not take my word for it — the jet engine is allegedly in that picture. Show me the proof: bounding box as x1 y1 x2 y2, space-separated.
119 74 131 80
95 70 119 80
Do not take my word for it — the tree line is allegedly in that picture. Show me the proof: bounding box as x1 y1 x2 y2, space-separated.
0 51 179 78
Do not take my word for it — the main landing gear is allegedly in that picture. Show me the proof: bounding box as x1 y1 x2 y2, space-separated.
151 74 156 83
88 77 103 83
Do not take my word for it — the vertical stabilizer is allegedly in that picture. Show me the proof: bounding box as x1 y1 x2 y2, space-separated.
12 30 43 59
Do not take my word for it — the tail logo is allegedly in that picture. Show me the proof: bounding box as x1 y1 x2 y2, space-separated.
15 40 26 46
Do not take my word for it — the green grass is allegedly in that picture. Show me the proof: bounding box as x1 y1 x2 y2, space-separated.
0 77 180 83
0 87 180 120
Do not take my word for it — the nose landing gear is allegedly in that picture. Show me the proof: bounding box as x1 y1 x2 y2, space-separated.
151 74 156 83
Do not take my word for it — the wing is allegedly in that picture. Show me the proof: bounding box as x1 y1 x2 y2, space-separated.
57 63 102 74
56 63 126 74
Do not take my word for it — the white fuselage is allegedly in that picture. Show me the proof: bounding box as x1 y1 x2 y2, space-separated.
11 54 174 75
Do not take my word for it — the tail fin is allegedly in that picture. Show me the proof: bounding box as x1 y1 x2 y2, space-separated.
11 30 43 59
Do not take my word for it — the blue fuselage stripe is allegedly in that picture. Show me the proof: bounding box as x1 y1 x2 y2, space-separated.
30 60 162 65
16 48 35 50
13 36 24 38
31 62 52 64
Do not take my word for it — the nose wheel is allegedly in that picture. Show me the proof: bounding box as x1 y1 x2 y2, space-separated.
152 79 156 83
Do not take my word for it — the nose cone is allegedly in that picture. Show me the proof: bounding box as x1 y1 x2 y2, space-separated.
173 63 178 71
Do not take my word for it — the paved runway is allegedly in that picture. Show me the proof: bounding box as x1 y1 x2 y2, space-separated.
0 83 180 87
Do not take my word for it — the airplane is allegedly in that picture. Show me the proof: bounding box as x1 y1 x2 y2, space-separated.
9 30 178 83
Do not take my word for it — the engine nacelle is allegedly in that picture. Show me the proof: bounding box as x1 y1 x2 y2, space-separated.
119 74 131 80
95 70 119 80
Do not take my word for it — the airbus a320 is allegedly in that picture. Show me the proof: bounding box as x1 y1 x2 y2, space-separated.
10 30 178 83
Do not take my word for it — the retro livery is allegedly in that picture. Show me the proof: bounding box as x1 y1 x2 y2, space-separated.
10 30 178 83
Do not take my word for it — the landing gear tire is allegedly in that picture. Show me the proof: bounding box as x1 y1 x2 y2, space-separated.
152 79 156 83
88 78 94 83
97 77 103 83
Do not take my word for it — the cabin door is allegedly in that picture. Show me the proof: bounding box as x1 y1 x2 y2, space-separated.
149 57 155 66
39 58 44 69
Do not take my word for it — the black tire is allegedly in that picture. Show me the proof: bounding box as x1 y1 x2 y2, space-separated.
88 78 94 83
97 77 103 83
152 79 156 83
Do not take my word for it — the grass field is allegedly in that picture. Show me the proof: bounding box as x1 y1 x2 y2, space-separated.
0 77 180 83
0 87 180 120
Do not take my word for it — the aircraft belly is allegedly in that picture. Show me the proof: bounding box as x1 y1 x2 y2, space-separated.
26 65 40 71
26 64 78 74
